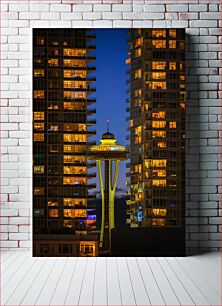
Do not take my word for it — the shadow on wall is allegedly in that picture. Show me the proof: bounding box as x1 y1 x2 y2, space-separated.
186 34 201 255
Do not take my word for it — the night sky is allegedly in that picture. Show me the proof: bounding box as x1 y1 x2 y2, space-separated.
89 29 128 195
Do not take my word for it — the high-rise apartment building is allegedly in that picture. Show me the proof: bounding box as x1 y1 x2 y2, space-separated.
33 29 98 256
126 29 185 231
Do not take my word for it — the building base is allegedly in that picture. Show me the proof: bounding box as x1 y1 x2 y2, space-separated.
111 227 185 256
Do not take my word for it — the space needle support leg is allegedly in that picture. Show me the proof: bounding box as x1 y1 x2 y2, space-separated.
109 160 120 235
97 160 104 248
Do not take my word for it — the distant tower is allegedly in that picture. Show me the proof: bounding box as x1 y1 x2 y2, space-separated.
88 122 127 254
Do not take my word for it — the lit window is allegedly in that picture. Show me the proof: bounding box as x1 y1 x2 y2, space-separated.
134 89 142 97
152 82 166 90
34 187 44 195
34 166 44 174
152 72 166 80
152 209 167 216
152 112 166 119
135 126 142 136
64 80 87 89
169 121 177 128
64 209 75 218
135 37 143 47
63 220 74 228
75 209 87 217
134 164 142 174
169 62 177 70
152 30 166 38
49 125 59 132
152 61 166 70
64 91 86 100
64 145 86 153
153 169 166 177
34 69 44 77
48 58 58 66
135 48 141 57
169 29 176 38
180 84 185 89
48 104 59 110
64 198 86 207
180 63 184 70
63 155 86 164
64 123 86 132
34 90 44 99
63 59 86 68
64 102 85 110
180 41 185 49
52 41 58 46
152 40 166 48
49 209 58 217
152 121 166 128
180 75 185 81
63 48 86 57
80 241 96 256
180 102 185 109
152 160 166 167
169 40 176 48
152 131 166 138
34 123 44 130
64 70 86 78
64 134 87 143
152 180 166 187
152 218 165 226
126 58 131 65
34 133 44 142
157 141 166 148
36 37 44 45
48 201 59 207
63 166 86 175
134 69 142 79
63 177 86 185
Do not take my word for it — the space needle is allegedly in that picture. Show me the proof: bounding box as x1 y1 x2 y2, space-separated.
88 121 127 254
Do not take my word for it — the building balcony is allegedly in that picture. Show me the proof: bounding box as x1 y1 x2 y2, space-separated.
87 162 96 168
87 119 96 125
87 108 96 115
87 173 96 179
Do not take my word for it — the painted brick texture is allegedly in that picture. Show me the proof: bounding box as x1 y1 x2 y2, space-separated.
1 0 221 253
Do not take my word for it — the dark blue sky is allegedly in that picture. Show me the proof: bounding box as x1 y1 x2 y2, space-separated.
90 29 128 194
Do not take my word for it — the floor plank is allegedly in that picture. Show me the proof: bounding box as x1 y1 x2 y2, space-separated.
107 257 122 306
50 257 77 305
64 257 87 306
127 257 150 305
93 257 107 305
117 257 136 305
136 257 165 305
188 255 220 294
1 252 30 290
35 257 68 305
148 257 180 305
166 257 210 305
20 257 56 305
157 258 195 305
4 257 46 305
176 257 221 305
1 255 36 305
0 251 14 263
78 257 96 306
2 251 23 273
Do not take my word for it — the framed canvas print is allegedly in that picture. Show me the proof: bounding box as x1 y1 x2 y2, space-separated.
32 29 185 257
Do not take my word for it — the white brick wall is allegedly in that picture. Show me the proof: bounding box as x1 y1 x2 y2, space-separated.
1 0 221 253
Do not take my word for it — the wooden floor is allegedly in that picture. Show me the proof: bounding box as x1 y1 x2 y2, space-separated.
1 251 220 306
